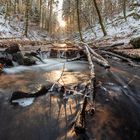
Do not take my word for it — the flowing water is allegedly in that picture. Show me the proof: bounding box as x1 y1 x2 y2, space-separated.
0 52 140 140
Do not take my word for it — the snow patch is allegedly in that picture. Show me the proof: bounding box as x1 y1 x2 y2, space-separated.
12 98 35 107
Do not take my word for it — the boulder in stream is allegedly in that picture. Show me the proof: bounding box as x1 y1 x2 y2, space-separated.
12 52 24 64
23 57 36 66
130 37 140 48
10 85 52 105
12 52 37 66
0 57 13 67
5 43 21 54
24 52 44 63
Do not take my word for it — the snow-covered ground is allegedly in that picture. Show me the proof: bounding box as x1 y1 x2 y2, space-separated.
72 7 140 44
0 14 50 41
0 5 140 43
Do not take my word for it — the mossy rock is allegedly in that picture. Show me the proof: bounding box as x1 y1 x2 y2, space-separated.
130 37 140 49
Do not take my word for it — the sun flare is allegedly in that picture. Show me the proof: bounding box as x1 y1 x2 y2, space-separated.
59 20 66 27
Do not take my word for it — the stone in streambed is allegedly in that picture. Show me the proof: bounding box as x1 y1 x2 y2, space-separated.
10 85 52 105
0 57 13 67
130 37 140 48
23 57 36 66
12 52 24 65
5 43 21 54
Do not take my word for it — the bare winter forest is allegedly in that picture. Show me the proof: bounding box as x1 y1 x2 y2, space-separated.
0 0 140 140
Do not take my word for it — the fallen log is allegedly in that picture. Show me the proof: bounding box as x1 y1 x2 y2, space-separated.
88 47 110 68
0 39 53 48
99 42 125 50
77 43 110 69
101 50 140 67
69 42 96 139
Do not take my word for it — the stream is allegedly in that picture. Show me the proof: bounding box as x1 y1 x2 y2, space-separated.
0 50 140 140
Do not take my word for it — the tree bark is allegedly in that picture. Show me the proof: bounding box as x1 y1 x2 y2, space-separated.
76 0 84 42
123 0 127 21
93 0 107 36
48 0 53 34
24 0 30 37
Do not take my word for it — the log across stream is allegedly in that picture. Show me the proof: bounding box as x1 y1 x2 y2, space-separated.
0 44 140 140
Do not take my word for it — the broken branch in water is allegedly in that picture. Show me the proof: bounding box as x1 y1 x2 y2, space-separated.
65 42 96 139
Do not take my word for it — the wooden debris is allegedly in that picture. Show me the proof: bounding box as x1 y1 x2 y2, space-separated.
101 50 140 67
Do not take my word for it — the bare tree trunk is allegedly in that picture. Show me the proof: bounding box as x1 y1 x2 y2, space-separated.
48 0 53 34
76 0 84 42
5 1 9 21
123 0 127 21
39 0 42 23
24 0 30 37
93 0 107 36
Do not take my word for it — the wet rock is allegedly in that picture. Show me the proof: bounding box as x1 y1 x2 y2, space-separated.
13 52 37 66
0 63 3 73
23 57 36 66
74 126 86 135
74 126 89 140
5 43 20 54
10 91 33 103
130 37 140 48
0 57 13 67
50 49 58 58
10 85 52 105
12 52 24 64
24 52 44 63
25 52 38 57
89 108 95 116
105 98 109 102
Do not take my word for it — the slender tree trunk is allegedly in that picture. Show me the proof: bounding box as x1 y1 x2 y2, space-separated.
48 0 53 34
76 0 84 42
39 0 42 23
123 0 127 21
24 0 30 37
81 11 97 37
93 0 107 36
5 1 9 20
